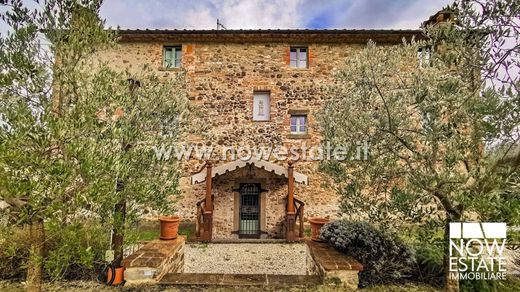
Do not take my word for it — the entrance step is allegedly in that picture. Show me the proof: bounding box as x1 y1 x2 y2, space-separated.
159 273 322 287
187 238 303 243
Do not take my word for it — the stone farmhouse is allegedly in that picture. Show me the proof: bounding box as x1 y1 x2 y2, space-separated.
94 11 450 242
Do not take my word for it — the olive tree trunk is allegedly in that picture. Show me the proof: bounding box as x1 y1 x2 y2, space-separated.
26 219 44 292
443 213 461 292
112 199 126 267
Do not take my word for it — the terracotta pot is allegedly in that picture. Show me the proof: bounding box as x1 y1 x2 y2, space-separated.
159 216 180 240
107 266 125 286
309 217 329 242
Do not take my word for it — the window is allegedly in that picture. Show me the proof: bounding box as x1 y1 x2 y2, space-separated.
290 115 307 134
418 46 432 67
163 46 182 68
127 78 140 92
253 92 270 121
290 47 308 68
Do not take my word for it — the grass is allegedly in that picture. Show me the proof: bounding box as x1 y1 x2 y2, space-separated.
3 278 520 291
178 227 192 240
362 283 441 292
0 280 442 291
135 229 160 241
304 227 311 237
134 221 193 242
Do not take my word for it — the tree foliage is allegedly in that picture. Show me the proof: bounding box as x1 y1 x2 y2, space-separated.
319 1 519 290
0 0 191 287
320 1 519 229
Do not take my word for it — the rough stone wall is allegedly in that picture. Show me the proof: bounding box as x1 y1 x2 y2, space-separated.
211 166 287 239
95 40 366 238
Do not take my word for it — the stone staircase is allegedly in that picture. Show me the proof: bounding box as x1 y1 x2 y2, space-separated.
122 237 362 289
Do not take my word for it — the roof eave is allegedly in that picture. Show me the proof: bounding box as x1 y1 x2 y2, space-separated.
116 29 426 44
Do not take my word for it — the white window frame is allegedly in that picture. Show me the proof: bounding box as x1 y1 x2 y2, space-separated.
290 47 308 68
290 115 307 134
163 46 182 68
418 46 432 67
253 92 270 121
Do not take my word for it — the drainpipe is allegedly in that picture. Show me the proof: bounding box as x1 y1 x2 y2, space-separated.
202 161 213 241
286 160 296 241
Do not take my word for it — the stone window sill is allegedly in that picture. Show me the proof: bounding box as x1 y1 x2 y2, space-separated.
288 133 310 139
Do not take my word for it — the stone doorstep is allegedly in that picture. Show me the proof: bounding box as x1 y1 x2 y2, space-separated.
190 238 304 244
159 273 322 287
122 237 185 283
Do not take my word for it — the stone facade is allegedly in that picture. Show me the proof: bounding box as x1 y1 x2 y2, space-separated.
95 30 423 239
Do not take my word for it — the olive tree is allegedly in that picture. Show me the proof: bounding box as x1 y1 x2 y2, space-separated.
0 0 190 290
320 3 518 290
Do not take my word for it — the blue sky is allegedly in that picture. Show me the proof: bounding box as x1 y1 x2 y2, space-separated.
99 0 454 30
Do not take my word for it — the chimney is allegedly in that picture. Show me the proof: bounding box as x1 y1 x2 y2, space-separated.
422 7 458 28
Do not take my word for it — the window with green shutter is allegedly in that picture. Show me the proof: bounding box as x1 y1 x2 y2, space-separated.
163 46 182 68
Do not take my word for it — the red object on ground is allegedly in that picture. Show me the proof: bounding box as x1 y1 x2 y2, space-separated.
308 217 329 242
159 216 181 240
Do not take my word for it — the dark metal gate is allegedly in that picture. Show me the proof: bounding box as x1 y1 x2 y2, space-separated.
239 183 260 238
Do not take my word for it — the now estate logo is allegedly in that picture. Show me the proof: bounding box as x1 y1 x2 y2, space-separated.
449 222 507 281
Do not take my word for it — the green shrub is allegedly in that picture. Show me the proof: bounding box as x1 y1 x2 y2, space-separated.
320 220 416 287
0 222 109 281
459 263 520 292
412 242 444 287
0 227 30 280
412 241 519 291
43 222 108 280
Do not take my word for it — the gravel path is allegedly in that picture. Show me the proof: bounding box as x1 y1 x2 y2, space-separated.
184 243 309 275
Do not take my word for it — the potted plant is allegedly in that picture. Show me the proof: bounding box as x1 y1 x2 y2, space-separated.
159 215 181 240
308 217 329 242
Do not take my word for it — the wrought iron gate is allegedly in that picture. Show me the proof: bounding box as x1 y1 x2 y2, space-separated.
239 183 260 238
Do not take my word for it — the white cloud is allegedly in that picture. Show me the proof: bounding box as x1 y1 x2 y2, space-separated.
211 0 305 29
99 0 454 30
389 0 454 29
319 0 453 29
100 0 307 29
